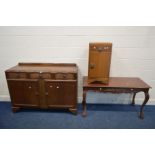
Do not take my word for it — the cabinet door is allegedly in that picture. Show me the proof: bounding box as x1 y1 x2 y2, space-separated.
45 81 77 108
7 80 40 107
62 82 77 107
45 82 62 106
88 50 111 78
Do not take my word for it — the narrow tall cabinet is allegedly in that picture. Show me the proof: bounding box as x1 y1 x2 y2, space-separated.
88 42 112 84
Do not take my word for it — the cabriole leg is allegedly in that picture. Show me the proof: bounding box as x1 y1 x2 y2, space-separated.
131 92 137 106
139 89 150 119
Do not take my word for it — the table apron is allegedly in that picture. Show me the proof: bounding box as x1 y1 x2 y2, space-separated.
83 87 148 94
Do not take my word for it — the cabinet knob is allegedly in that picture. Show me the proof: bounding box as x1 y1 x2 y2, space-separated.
28 86 32 89
50 85 53 88
90 63 95 69
97 47 103 52
45 92 48 95
56 86 59 89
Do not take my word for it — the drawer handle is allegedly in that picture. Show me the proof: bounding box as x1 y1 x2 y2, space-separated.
97 47 103 52
56 86 59 89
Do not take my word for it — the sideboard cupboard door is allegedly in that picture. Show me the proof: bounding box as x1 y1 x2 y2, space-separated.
45 82 62 106
7 80 40 107
45 81 77 108
62 82 77 107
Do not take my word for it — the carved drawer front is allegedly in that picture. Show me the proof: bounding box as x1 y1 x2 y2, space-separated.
41 73 51 79
7 72 18 79
18 72 27 79
65 73 75 79
6 72 28 79
29 73 40 79
55 73 75 80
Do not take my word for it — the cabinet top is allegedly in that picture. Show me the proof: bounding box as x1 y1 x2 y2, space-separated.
6 63 78 73
89 42 112 46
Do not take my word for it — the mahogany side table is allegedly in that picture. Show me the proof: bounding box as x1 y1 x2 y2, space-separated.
82 76 151 119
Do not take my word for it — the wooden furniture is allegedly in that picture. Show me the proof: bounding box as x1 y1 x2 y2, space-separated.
88 42 112 84
82 76 151 119
5 63 78 114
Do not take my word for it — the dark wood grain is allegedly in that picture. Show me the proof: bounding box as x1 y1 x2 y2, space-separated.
84 76 151 89
5 63 78 114
82 76 151 119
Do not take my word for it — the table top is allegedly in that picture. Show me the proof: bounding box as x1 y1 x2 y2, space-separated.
83 76 151 89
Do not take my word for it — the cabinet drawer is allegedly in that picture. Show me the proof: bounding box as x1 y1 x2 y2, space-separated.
6 72 28 79
18 73 27 79
29 73 40 79
6 72 18 79
41 73 55 79
55 73 75 80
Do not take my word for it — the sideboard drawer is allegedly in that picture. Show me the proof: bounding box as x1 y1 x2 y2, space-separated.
41 73 55 79
66 73 75 79
18 72 27 79
6 72 18 79
29 73 40 79
6 72 28 79
55 73 75 80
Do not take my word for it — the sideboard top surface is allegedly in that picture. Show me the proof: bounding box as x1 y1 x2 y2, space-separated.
6 63 78 73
